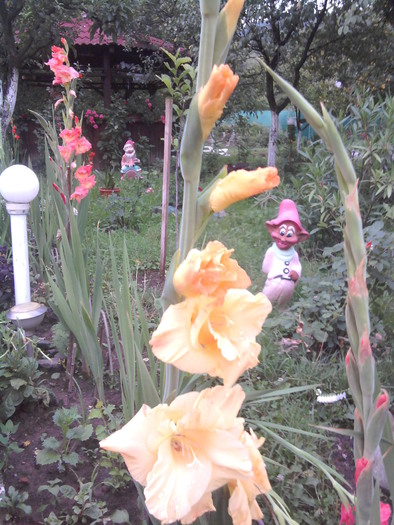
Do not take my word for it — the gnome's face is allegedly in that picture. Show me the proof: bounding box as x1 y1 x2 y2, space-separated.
270 221 302 250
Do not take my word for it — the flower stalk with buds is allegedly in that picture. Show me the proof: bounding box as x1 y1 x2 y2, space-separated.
258 60 393 525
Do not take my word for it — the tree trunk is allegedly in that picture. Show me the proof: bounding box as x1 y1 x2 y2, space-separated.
267 110 279 167
1 67 19 144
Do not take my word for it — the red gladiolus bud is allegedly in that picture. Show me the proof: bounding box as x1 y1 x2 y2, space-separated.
377 392 388 409
355 457 369 484
359 328 372 366
52 183 59 192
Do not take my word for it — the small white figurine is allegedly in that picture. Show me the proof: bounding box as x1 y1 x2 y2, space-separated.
262 199 309 308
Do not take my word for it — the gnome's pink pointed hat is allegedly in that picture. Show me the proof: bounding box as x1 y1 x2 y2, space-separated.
124 140 135 149
266 199 309 241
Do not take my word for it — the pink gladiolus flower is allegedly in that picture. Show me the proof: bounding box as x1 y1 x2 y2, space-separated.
145 187 154 193
93 124 98 129
70 185 89 203
380 502 392 525
79 175 96 190
58 143 75 162
74 164 93 181
52 65 80 85
339 504 355 525
74 136 92 155
60 126 82 144
99 114 104 119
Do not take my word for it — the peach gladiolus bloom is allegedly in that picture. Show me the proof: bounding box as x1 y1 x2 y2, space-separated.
74 136 92 155
210 167 280 212
150 289 272 386
100 385 253 524
60 126 82 144
74 164 93 181
228 429 271 525
70 185 89 203
173 241 251 299
198 64 239 140
52 64 80 85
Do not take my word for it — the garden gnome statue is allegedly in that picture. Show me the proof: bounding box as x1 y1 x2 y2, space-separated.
121 139 141 179
262 199 309 309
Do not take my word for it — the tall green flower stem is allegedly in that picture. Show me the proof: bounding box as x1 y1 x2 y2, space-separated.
259 60 393 525
161 1 222 402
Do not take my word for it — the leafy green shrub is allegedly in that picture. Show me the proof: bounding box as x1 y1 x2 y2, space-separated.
0 486 32 522
36 407 93 472
285 90 393 250
0 419 23 472
0 321 50 421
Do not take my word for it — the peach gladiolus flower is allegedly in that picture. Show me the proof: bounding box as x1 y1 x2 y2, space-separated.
100 385 253 524
150 289 272 386
209 167 280 212
70 185 89 203
52 64 80 85
58 143 75 163
74 136 92 155
228 429 271 525
74 164 93 181
173 241 251 299
60 126 82 144
198 64 239 140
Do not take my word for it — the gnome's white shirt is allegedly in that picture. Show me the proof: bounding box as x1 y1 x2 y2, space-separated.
262 244 301 308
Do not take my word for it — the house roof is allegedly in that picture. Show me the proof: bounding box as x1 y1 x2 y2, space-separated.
62 18 173 51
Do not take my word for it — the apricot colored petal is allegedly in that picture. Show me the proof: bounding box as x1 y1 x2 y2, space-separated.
150 297 220 374
204 429 252 489
209 167 280 212
99 404 165 486
181 492 215 524
145 437 212 523
173 240 251 298
228 483 254 525
198 64 239 140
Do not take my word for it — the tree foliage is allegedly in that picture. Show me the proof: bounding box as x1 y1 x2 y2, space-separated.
0 0 87 139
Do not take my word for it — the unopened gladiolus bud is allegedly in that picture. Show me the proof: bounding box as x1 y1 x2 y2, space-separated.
376 391 388 409
198 64 239 140
213 0 244 65
345 348 363 415
354 408 364 460
348 259 368 299
364 389 389 458
358 329 375 397
355 457 370 484
69 90 76 98
54 98 63 109
69 108 74 119
209 167 280 212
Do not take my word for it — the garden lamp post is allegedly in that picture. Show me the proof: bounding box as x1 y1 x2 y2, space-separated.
0 165 46 355
0 164 39 304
